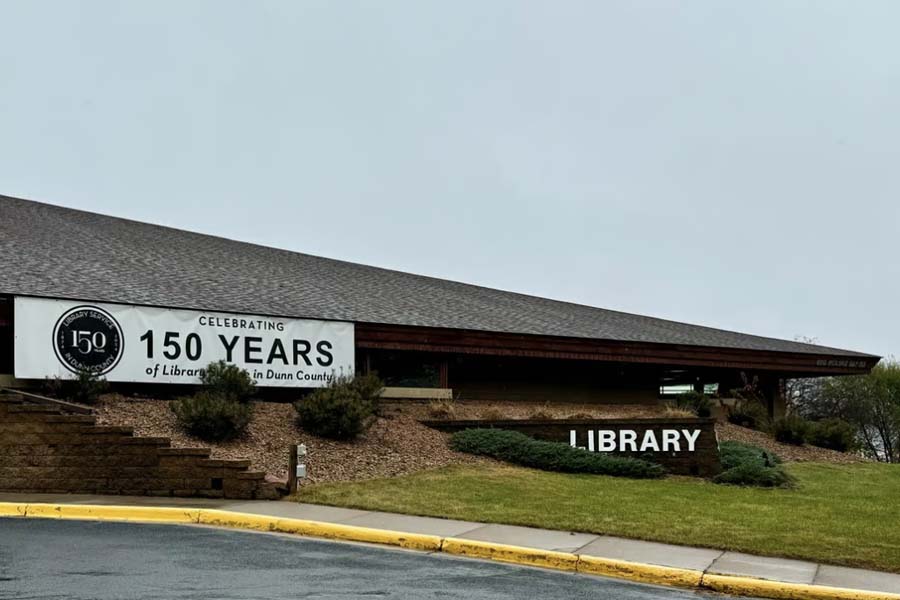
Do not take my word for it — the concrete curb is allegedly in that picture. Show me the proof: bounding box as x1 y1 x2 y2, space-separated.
197 508 443 552
578 553 703 589
1 502 898 600
442 538 580 571
699 573 896 600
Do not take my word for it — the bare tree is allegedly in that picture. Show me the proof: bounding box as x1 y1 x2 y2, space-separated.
783 336 827 417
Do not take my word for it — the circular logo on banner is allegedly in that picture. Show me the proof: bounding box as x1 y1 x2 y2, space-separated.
52 305 124 375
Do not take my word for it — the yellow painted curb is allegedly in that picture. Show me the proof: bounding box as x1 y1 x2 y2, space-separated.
23 503 201 523
701 573 900 600
196 510 442 552
577 554 701 588
197 509 282 532
273 517 442 552
0 502 27 517
3 502 899 600
441 538 579 572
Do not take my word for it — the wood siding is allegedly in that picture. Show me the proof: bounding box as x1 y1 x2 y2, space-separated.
357 323 876 376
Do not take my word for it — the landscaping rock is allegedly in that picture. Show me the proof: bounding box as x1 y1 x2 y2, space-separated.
96 396 486 484
716 422 867 464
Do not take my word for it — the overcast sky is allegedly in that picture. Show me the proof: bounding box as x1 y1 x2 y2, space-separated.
1 1 897 357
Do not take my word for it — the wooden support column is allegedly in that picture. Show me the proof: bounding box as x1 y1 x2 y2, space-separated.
439 358 449 389
757 376 780 418
287 444 299 493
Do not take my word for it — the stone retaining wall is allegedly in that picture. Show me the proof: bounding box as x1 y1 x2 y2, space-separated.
0 393 282 499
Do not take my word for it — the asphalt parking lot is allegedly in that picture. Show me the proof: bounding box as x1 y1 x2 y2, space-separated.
0 518 750 599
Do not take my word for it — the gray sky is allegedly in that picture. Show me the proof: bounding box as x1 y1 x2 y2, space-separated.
1 1 897 357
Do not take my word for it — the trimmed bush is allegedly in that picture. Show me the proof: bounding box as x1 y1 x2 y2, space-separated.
772 415 810 445
712 462 794 488
200 360 256 403
807 418 858 452
670 391 713 418
294 374 383 440
171 391 253 442
726 396 770 431
715 441 793 488
348 372 385 403
171 362 256 441
718 440 782 470
43 369 109 405
450 428 666 479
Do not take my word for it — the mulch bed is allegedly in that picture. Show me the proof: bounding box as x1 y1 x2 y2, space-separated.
95 396 486 485
389 400 665 421
715 421 867 464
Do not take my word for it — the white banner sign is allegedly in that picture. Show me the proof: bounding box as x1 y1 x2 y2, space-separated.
14 297 355 387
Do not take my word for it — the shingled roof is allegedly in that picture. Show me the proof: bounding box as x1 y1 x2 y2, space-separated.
0 195 873 358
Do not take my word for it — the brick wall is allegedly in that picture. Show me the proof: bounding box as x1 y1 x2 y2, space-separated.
0 394 282 499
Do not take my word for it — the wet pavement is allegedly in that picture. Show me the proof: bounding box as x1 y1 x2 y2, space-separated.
0 518 747 599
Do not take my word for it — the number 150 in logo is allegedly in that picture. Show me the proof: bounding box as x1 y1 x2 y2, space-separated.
52 305 124 375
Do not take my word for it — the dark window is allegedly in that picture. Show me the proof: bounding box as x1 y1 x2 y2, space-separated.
0 297 11 374
367 350 440 388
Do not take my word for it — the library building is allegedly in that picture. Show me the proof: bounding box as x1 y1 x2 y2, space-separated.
0 195 877 417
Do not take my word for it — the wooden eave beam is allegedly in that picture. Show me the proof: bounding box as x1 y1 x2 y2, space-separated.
355 323 877 376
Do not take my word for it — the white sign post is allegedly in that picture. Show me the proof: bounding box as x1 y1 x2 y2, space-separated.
14 297 355 387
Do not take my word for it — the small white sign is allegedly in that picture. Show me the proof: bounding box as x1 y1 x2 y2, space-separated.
14 297 355 387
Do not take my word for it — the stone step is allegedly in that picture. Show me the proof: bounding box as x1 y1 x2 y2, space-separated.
196 458 254 469
256 482 285 500
0 422 97 435
157 447 211 457
119 437 171 446
43 415 97 425
0 454 160 468
84 426 135 436
78 431 130 441
6 404 63 414
221 459 252 469
1 389 94 415
0 391 285 500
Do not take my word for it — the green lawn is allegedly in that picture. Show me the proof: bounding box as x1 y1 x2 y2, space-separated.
297 462 900 573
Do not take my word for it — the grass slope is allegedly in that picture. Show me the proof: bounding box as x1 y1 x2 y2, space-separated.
298 462 900 573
